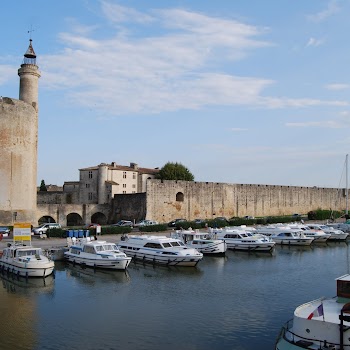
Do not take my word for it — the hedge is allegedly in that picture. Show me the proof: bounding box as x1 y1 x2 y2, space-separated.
139 224 168 232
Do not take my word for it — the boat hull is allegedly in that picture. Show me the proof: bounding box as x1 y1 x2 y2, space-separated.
64 254 131 270
225 241 275 252
272 238 313 246
187 241 227 255
0 260 54 277
120 249 202 267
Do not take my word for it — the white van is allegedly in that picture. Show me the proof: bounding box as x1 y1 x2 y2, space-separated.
32 223 61 235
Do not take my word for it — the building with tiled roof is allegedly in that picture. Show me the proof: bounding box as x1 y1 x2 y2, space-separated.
64 162 159 205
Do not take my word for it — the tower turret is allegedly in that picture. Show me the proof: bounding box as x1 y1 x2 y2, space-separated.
18 39 41 111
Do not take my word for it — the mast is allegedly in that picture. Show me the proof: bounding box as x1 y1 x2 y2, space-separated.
346 154 348 216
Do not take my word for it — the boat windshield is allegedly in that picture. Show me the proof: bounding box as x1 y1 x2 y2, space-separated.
101 244 117 251
169 241 184 247
17 249 41 257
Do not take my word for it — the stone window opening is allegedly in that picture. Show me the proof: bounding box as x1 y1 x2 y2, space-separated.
88 171 93 179
176 192 184 202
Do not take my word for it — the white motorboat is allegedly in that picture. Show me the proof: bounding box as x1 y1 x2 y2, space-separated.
170 229 227 255
275 274 350 350
287 223 331 243
0 243 54 278
214 228 276 252
117 235 203 266
267 229 314 246
309 223 349 241
64 239 131 270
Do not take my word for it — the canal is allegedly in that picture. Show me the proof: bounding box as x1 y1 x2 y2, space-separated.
1 242 349 350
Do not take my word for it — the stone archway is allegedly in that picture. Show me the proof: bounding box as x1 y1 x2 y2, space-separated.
38 216 56 225
91 212 107 225
67 213 83 227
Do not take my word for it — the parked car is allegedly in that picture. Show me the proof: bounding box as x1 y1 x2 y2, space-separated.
86 223 101 228
168 218 187 227
32 223 61 235
0 226 10 237
111 220 134 227
135 220 158 227
215 217 229 222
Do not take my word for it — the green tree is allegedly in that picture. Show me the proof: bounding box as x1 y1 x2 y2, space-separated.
156 162 194 181
40 179 47 191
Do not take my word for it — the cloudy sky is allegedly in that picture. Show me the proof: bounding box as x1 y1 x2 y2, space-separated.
1 0 350 188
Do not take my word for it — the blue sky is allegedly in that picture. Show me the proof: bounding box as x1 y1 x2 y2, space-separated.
1 0 350 188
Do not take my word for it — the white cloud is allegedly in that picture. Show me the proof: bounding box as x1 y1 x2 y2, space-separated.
307 0 340 22
231 128 248 132
101 1 154 24
285 120 345 128
306 37 324 47
27 3 348 116
325 83 350 91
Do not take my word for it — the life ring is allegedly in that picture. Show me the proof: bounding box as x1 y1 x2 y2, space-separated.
0 233 3 241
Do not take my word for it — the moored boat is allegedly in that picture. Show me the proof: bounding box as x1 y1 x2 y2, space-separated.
0 243 54 278
275 274 350 349
170 229 227 255
64 239 131 270
214 228 276 252
118 235 203 266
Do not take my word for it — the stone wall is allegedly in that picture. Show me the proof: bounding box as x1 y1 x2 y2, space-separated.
110 193 146 223
144 180 346 222
0 98 38 225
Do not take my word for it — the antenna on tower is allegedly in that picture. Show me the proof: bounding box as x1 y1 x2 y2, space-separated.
28 25 35 40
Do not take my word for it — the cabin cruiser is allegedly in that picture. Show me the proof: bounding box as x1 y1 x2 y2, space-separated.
287 223 331 243
0 243 54 278
308 223 349 241
214 228 276 252
170 229 227 255
64 239 131 270
275 274 350 349
266 229 314 246
117 235 203 266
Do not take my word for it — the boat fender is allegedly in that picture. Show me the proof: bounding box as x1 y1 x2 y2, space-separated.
0 233 3 241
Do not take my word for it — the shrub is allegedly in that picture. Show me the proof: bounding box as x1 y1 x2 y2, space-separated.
139 224 168 232
46 228 66 238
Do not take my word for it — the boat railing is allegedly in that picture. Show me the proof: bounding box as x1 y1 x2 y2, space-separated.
278 319 349 349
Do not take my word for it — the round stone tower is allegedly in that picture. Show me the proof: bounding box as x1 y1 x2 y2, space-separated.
0 40 40 225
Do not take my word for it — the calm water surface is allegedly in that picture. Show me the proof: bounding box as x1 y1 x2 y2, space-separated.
1 242 349 350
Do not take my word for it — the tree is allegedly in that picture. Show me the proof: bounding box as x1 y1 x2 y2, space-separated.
156 162 194 181
40 179 47 191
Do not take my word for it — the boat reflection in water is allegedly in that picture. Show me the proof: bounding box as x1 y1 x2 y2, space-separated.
65 263 131 285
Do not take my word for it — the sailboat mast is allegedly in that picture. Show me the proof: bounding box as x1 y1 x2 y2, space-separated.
346 154 348 216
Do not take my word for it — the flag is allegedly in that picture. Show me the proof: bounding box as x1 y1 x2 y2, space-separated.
307 303 324 320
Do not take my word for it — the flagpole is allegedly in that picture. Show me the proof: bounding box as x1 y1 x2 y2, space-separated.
322 300 325 321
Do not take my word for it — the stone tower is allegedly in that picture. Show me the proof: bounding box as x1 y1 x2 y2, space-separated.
0 40 40 225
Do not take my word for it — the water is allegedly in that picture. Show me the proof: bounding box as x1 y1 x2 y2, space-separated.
1 242 349 350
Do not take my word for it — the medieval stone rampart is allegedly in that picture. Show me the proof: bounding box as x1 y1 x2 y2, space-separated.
143 180 345 222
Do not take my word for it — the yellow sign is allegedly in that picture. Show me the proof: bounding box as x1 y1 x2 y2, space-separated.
13 222 32 241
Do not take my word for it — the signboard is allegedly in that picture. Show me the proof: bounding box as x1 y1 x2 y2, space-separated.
13 222 32 242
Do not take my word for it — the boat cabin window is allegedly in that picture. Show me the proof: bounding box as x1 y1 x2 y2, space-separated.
337 279 350 298
162 243 172 248
102 244 117 251
83 246 96 254
169 241 183 247
71 248 81 254
144 243 163 249
17 249 40 257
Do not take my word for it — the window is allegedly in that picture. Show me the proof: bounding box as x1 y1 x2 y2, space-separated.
132 184 136 188
176 192 184 202
123 184 126 188
133 173 136 179
123 191 126 194
132 191 135 193
123 172 127 179
88 171 92 179
88 192 93 200
86 183 90 188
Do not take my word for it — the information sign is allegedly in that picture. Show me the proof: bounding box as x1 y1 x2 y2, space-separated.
13 222 32 242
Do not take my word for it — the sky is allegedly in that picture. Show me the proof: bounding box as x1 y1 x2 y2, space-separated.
1 0 350 188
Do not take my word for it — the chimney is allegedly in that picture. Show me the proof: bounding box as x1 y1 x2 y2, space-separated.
130 162 138 170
